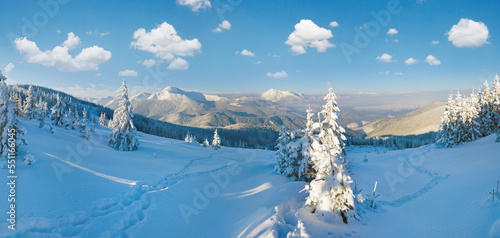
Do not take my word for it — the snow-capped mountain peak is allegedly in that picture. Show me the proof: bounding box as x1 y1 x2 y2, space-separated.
147 86 206 102
261 88 307 102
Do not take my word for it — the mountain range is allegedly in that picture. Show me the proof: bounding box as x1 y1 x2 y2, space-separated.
85 86 447 137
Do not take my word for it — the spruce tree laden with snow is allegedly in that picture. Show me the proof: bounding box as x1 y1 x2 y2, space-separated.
275 126 291 175
13 93 23 117
108 80 139 151
212 129 221 150
50 94 65 126
203 138 210 147
99 112 107 126
36 98 47 128
23 84 37 119
305 87 356 224
0 73 26 163
80 108 90 139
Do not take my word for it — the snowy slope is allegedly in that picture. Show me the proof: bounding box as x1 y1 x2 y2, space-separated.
1 119 499 237
147 86 206 102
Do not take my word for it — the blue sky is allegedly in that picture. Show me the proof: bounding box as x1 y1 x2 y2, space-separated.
1 0 499 98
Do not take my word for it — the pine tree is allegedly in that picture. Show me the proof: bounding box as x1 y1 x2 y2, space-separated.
275 126 291 174
108 80 139 151
73 107 80 130
202 138 210 147
62 108 74 130
23 152 35 165
437 94 456 147
50 94 65 126
99 112 107 126
298 107 316 181
0 73 26 163
80 108 90 139
13 93 23 117
22 84 36 119
212 129 221 150
493 74 500 128
36 98 47 128
478 81 495 135
305 87 356 224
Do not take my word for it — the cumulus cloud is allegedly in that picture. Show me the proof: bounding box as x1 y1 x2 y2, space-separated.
131 22 201 70
213 20 231 32
432 40 439 44
240 49 255 57
447 18 489 47
176 0 211 11
285 19 334 55
142 59 157 67
387 28 398 35
3 63 14 73
14 33 111 72
62 32 81 49
404 57 417 65
168 57 189 70
376 53 393 62
118 70 138 77
329 21 339 28
266 70 288 79
425 55 441 65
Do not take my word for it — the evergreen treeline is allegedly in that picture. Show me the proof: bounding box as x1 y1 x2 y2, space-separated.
438 74 500 147
9 84 279 150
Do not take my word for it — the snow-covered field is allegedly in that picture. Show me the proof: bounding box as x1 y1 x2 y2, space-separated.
1 119 499 237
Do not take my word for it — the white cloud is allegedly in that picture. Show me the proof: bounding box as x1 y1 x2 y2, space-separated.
100 32 109 36
118 70 138 77
240 49 255 57
432 40 439 44
95 73 101 77
447 18 489 47
131 22 201 71
376 53 393 62
387 28 398 35
393 39 399 43
266 70 288 79
394 72 403 75
4 63 14 73
329 21 339 28
168 57 189 70
142 59 157 67
255 61 262 64
405 57 417 65
425 55 441 66
176 0 211 11
62 32 81 49
55 30 61 33
14 33 111 72
285 19 334 55
213 20 231 32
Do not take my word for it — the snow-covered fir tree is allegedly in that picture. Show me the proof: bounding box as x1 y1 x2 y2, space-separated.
22 84 37 119
437 94 457 147
50 94 65 126
62 108 75 130
184 132 197 143
80 108 90 139
305 87 356 224
492 74 500 127
297 107 316 181
275 126 291 174
108 80 139 151
203 138 210 147
478 81 495 135
212 129 221 150
0 73 26 163
99 112 107 126
36 98 47 128
73 107 80 130
13 93 23 116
